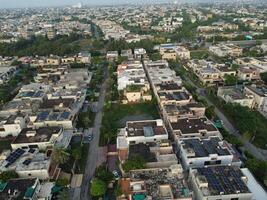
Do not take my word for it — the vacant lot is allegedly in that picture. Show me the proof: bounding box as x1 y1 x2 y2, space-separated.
99 101 159 146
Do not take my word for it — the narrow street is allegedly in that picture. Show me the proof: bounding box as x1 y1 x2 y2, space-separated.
80 65 109 200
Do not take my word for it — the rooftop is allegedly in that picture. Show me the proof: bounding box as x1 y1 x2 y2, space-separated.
0 178 38 200
126 120 167 137
246 85 267 97
12 127 62 144
181 136 231 158
171 117 218 135
129 166 191 199
195 166 251 196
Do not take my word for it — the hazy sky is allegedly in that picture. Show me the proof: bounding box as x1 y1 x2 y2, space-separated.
0 0 172 8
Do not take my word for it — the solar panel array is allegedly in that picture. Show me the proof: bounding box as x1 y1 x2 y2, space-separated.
37 111 71 121
5 148 25 168
197 166 249 195
184 137 230 157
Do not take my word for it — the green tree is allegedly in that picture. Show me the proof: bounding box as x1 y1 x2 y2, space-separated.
0 171 18 182
205 105 216 119
224 74 238 86
122 155 146 172
95 165 113 183
243 131 253 141
56 178 69 187
58 189 70 200
71 147 82 160
52 147 70 165
90 179 107 197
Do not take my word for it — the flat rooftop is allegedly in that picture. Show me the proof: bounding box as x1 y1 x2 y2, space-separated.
129 167 191 199
181 136 231 157
159 91 190 102
0 178 38 200
12 127 62 144
171 117 218 135
40 98 74 109
155 82 182 91
246 85 267 97
126 120 167 137
195 166 250 196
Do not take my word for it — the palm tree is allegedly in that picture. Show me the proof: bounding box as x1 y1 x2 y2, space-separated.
52 147 70 165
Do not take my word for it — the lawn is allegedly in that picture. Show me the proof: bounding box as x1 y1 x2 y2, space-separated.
99 101 159 146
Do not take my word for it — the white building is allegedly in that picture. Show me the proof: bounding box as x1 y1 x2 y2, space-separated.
178 136 241 170
0 148 52 180
0 115 27 137
245 85 267 113
11 127 63 150
217 86 254 108
189 166 253 200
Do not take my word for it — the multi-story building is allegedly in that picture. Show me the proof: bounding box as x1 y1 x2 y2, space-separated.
178 136 241 170
0 148 52 180
245 85 267 113
121 165 192 200
169 117 222 140
209 43 243 57
0 115 28 137
189 166 253 200
11 126 63 150
217 86 254 108
237 66 261 81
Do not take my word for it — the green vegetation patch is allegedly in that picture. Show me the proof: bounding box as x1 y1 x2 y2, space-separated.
100 101 159 146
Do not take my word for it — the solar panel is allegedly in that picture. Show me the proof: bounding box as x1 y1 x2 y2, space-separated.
23 159 32 166
28 148 35 153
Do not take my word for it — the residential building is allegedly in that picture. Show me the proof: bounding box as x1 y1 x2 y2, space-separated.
178 136 241 170
189 166 253 200
0 115 28 137
121 165 192 200
245 85 267 113
169 117 221 140
0 148 52 180
217 86 254 108
237 66 261 81
106 51 119 61
0 178 40 200
117 119 168 162
209 43 243 57
11 127 63 150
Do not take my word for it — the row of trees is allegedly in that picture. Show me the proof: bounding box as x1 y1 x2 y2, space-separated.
222 103 267 149
0 34 83 57
90 165 113 197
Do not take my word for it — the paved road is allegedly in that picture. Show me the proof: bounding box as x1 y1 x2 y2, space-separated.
80 66 108 200
183 73 267 161
198 89 267 161
205 39 267 47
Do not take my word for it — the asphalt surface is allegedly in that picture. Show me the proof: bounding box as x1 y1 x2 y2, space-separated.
80 66 108 200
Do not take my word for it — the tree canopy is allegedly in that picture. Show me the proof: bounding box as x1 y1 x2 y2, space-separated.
0 171 18 182
122 155 146 172
90 179 107 197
